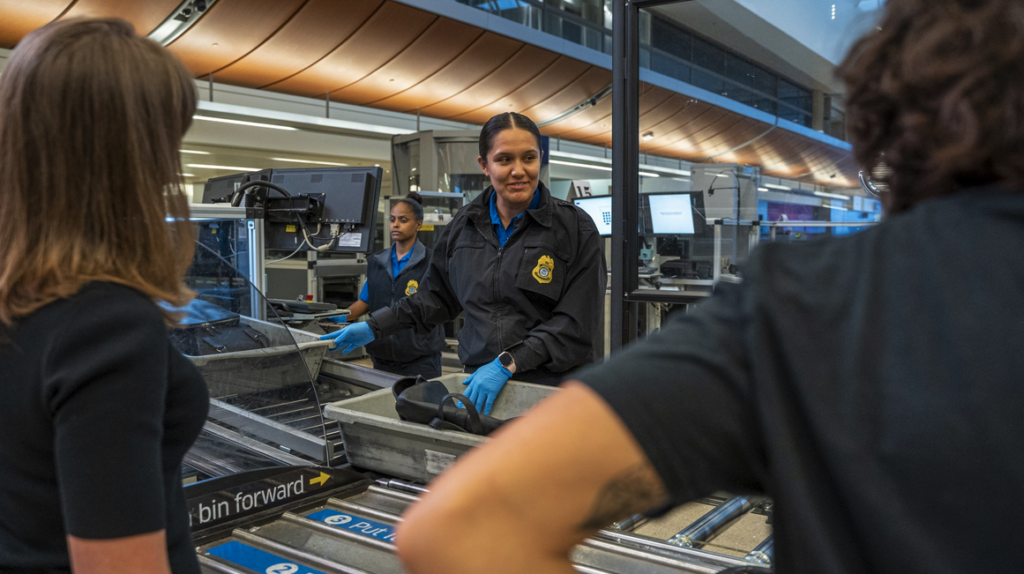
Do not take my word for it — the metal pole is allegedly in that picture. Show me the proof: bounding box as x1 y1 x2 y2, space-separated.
611 0 640 351
208 73 213 101
326 93 330 118
247 218 266 321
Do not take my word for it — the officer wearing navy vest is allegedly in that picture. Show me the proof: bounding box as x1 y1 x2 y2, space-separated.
326 192 445 378
322 112 607 415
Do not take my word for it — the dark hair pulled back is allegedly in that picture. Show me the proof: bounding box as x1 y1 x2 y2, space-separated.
393 192 424 222
479 112 542 161
840 0 1024 213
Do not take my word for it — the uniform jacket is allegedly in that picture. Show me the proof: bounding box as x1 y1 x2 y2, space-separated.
367 183 606 377
363 241 446 364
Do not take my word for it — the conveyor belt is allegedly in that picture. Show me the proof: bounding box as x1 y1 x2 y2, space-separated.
194 473 770 574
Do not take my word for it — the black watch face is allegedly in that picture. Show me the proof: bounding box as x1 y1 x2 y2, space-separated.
500 353 512 367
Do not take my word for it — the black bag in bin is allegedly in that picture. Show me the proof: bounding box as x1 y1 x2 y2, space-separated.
164 299 271 356
392 376 511 436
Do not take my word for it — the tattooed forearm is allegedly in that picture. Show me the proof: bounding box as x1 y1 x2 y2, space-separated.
577 462 669 531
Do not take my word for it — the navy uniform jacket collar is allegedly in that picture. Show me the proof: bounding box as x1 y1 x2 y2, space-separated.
373 240 426 279
467 183 555 244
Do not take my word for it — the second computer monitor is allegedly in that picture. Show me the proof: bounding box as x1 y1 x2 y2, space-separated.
645 192 703 235
573 195 613 236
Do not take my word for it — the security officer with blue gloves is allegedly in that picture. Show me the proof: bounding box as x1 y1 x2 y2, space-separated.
325 193 445 378
322 112 606 415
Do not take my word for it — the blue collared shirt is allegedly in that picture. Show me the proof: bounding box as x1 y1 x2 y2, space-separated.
490 188 541 248
358 245 412 302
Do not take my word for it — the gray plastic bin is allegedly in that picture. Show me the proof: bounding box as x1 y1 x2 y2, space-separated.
324 374 557 482
185 316 331 396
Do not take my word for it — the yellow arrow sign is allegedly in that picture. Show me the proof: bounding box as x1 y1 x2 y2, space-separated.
309 471 330 487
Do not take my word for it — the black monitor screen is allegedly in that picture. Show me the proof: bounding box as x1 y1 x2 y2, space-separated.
269 168 373 224
573 196 612 236
201 166 382 254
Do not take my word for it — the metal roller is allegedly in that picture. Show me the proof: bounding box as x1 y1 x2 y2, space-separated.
744 535 774 567
668 496 757 548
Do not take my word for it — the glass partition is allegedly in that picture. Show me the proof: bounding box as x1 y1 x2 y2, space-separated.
176 210 344 481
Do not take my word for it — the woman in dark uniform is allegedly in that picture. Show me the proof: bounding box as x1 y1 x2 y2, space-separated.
328 193 445 378
322 112 607 415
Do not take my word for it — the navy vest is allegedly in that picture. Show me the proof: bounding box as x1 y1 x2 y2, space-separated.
363 241 446 363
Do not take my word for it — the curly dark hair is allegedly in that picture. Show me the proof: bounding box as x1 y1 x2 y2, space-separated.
839 0 1024 213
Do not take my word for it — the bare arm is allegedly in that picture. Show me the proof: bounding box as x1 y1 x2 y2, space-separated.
345 299 370 321
68 531 171 574
396 381 668 574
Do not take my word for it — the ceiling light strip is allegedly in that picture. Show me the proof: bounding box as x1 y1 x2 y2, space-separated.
193 115 297 131
187 163 260 172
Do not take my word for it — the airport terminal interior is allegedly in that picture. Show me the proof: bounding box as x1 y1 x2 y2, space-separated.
0 1 890 572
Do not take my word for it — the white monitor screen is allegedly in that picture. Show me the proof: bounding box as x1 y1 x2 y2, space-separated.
573 196 613 236
648 194 696 235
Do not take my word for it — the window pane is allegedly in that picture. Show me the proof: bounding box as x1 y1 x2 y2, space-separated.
692 37 724 74
651 51 691 83
691 68 725 95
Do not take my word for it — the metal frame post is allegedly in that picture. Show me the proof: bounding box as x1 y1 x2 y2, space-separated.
247 218 266 320
612 0 695 351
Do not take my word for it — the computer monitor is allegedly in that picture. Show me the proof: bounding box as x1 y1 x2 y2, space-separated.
642 192 706 236
573 195 613 236
201 166 383 254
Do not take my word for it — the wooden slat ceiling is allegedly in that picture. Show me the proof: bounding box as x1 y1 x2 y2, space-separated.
0 0 855 186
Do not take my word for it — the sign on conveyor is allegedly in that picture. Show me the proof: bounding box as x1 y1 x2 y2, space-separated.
306 509 397 543
206 540 327 574
187 467 345 530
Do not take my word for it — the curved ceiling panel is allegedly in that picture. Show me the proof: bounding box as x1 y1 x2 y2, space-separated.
211 0 383 88
331 18 482 106
61 0 182 36
266 2 436 96
456 58 601 124
0 0 855 185
0 0 73 47
167 0 307 77
372 32 522 113
418 45 559 119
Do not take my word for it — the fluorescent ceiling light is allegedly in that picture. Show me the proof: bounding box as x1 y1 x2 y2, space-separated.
271 157 348 167
187 163 261 172
547 151 692 176
764 183 792 191
814 191 851 201
193 115 297 131
715 173 732 178
825 204 848 211
179 173 195 177
550 159 612 172
642 132 655 141
179 149 210 155
758 187 769 192
549 159 656 177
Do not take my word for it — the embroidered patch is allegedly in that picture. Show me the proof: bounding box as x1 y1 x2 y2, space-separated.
405 279 419 296
532 255 554 284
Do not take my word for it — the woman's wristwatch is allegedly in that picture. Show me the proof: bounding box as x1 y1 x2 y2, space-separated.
498 351 517 374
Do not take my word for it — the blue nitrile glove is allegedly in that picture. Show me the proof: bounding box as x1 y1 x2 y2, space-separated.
462 357 513 416
319 321 374 353
325 314 348 324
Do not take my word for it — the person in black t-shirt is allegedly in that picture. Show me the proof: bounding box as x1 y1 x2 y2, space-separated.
326 193 446 378
0 18 207 574
395 1 1024 573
